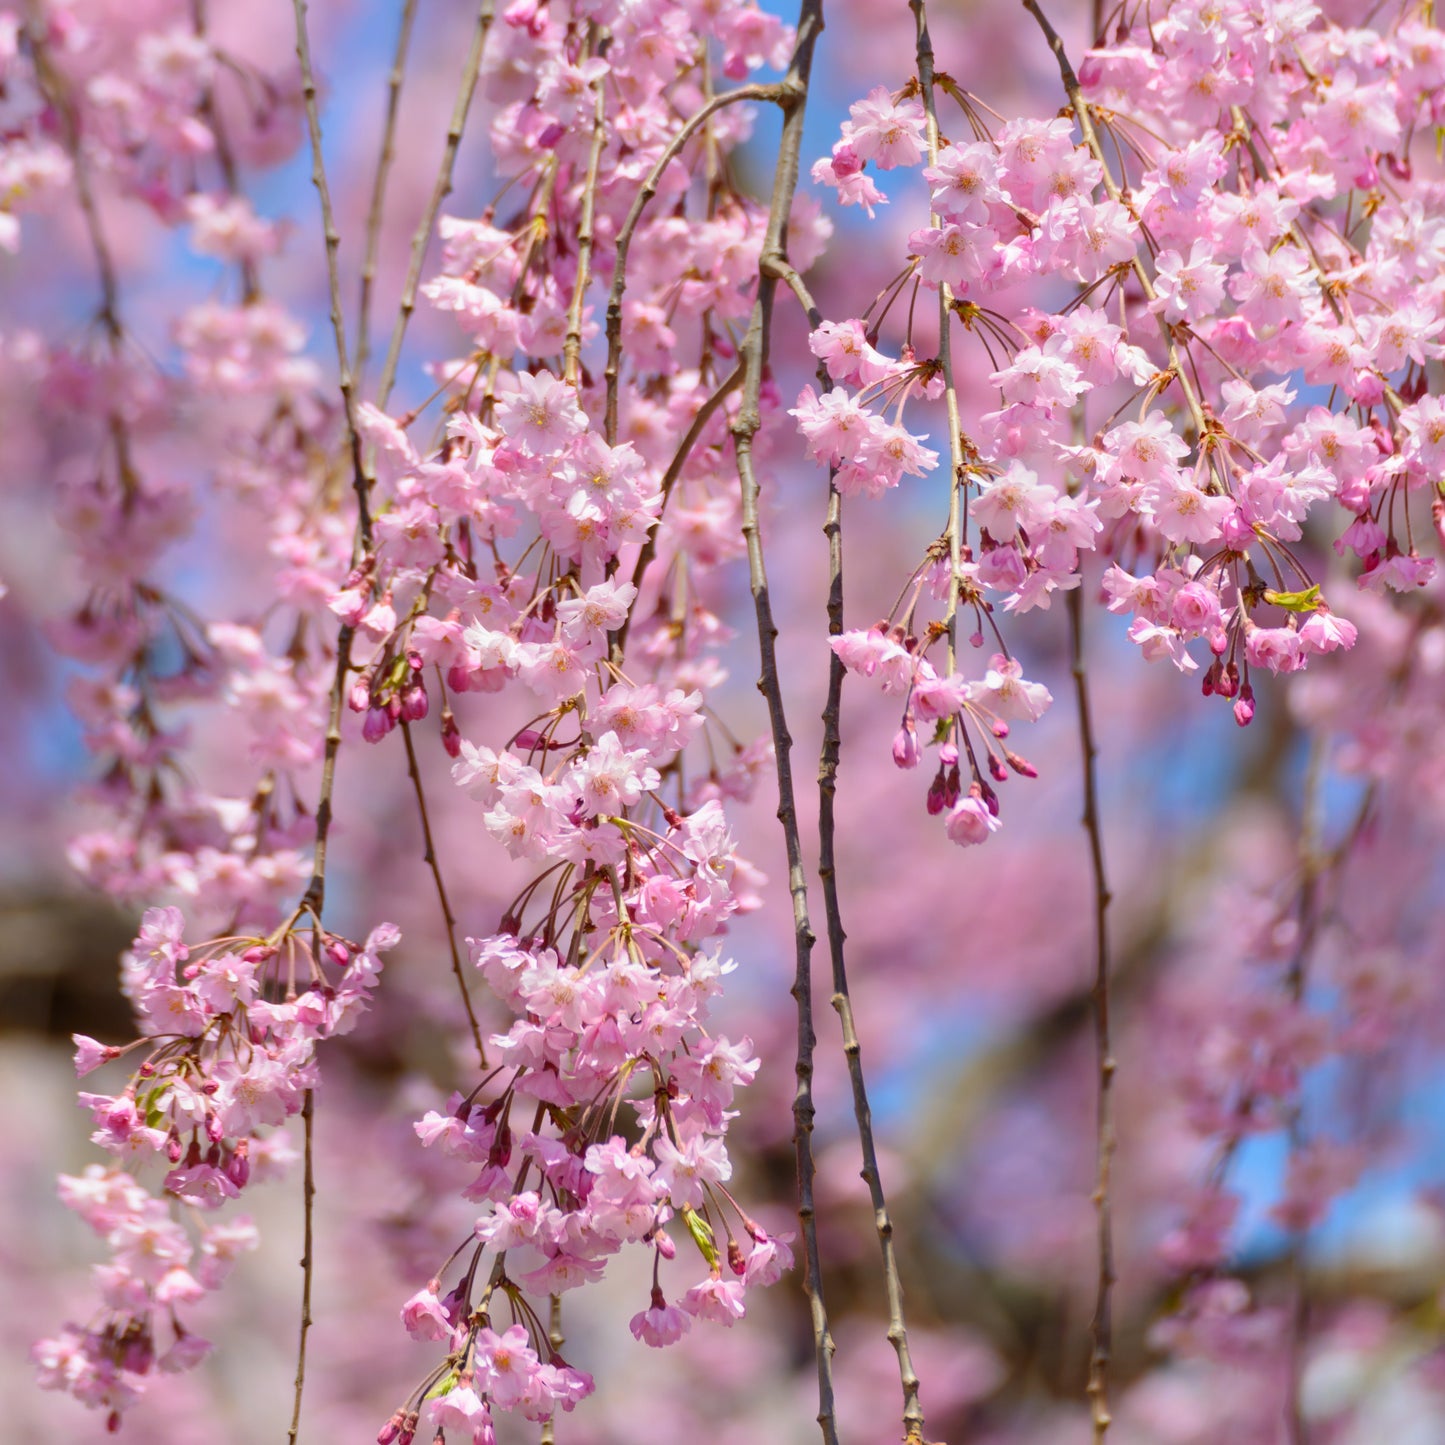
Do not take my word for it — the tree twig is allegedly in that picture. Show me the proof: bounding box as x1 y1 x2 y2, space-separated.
602 80 793 444
400 716 488 1071
355 0 419 384
728 2 835 1441
375 0 495 412
910 0 968 673
286 1088 317 1445
1067 586 1115 1444
563 37 608 389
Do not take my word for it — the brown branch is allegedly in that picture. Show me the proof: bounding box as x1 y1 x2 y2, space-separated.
1021 0 1212 452
818 482 926 1442
608 361 744 665
910 0 968 673
400 717 488 1071
775 245 929 1441
191 0 260 302
1067 586 1115 1444
602 80 793 445
375 0 495 412
563 37 608 389
286 1090 317 1445
728 1 836 1441
355 0 419 384
292 0 374 554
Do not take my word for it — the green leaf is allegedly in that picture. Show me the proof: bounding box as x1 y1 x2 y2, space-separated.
681 1205 720 1270
1262 583 1322 613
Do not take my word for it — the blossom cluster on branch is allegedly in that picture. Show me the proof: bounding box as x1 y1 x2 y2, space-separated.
6 0 1445 1441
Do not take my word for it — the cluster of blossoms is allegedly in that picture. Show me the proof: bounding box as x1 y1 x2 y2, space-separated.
801 0 1445 1419
807 0 1445 816
13 0 399 1429
35 908 398 1427
15 0 1445 1436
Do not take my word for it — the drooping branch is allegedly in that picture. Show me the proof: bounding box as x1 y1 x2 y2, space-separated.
355 0 419 384
375 0 495 412
728 2 836 1441
1067 587 1116 1444
400 717 488 1072
602 79 795 444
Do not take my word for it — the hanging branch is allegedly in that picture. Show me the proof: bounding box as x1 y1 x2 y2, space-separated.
728 2 836 1441
375 0 495 412
601 79 792 444
1283 739 1326 1445
288 2 384 1433
400 717 488 1071
564 39 608 388
775 250 928 1443
1067 587 1116 1443
355 0 419 384
909 0 968 674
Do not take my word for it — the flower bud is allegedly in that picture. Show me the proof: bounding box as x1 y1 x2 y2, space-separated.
438 709 461 758
926 770 947 815
401 681 428 721
892 720 920 769
1233 683 1255 728
363 706 392 743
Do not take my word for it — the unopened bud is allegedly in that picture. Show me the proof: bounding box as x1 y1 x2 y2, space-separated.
892 720 920 770
727 1238 747 1276
227 1139 251 1189
943 765 962 809
926 771 947 815
1005 749 1037 778
401 682 428 721
987 751 1008 783
654 1229 676 1260
363 706 392 743
441 710 461 758
348 679 371 713
1233 683 1255 728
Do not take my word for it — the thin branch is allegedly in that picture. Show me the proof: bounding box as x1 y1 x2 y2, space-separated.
1283 738 1326 1445
286 1088 317 1445
355 0 419 384
400 716 488 1071
818 480 926 1442
563 40 608 388
729 1 835 1441
602 80 793 444
191 0 260 301
774 248 929 1441
608 362 744 664
1067 586 1115 1444
910 0 967 674
375 0 495 412
292 0 374 553
1021 0 1212 452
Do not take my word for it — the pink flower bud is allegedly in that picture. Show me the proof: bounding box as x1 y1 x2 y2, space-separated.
1233 685 1255 727
363 706 392 743
1005 750 1037 778
892 721 920 769
227 1139 250 1188
654 1228 676 1260
926 770 947 816
441 710 462 759
401 681 428 721
348 679 371 713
